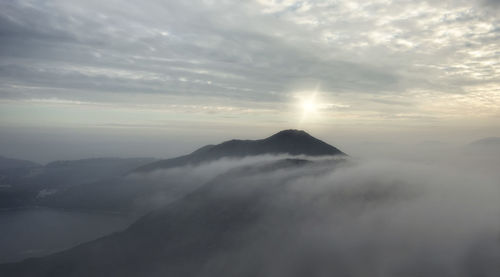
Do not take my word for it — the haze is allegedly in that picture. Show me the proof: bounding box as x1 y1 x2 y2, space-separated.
0 1 500 276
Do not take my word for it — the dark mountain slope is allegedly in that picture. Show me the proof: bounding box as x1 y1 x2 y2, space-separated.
0 156 39 170
134 130 345 173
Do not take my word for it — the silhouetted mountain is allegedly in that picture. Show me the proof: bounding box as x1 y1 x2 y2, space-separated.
134 130 345 173
0 156 39 170
39 130 345 213
1 130 344 212
0 132 349 276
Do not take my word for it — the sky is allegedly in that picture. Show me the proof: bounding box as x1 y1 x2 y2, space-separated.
0 0 499 162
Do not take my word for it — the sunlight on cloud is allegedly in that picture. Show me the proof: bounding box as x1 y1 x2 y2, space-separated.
0 0 499 139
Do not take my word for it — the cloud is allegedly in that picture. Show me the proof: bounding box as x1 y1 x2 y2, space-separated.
0 0 498 148
483 0 500 7
82 147 500 276
152 152 500 276
2 147 499 275
0 0 497 118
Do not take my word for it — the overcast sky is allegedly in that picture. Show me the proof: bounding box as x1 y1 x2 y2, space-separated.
0 0 499 162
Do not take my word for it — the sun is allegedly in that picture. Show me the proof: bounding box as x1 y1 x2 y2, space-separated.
300 92 319 115
302 97 318 113
297 91 320 127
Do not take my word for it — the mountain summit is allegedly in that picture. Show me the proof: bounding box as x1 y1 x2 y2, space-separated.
134 130 345 173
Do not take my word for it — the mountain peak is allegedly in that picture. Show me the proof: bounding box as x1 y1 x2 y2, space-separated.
133 130 345 173
267 129 310 139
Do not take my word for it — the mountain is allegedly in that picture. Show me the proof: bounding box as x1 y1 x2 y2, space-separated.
0 156 41 207
134 130 345 173
0 157 156 209
3 132 497 276
0 156 39 170
1 130 345 212
39 157 157 187
0 158 348 277
1 131 344 212
0 131 349 276
38 131 345 213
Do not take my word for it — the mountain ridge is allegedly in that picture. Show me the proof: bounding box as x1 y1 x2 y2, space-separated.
0 156 40 170
134 129 345 173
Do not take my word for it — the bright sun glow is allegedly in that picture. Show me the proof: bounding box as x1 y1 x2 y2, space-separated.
297 89 321 127
302 98 318 113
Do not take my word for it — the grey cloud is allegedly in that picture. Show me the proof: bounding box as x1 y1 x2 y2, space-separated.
483 0 500 6
0 0 404 104
0 0 498 121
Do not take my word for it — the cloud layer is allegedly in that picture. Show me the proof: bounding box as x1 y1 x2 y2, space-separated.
13 150 497 276
150 152 500 276
1 0 498 124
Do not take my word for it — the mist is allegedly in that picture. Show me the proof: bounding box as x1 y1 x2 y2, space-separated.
1 130 500 276
1 0 499 275
121 149 500 276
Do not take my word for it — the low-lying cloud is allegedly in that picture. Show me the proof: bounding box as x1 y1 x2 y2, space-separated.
130 151 500 276
2 147 499 277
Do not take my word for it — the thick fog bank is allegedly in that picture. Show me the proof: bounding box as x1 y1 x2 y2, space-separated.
127 154 343 210
152 152 500 276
